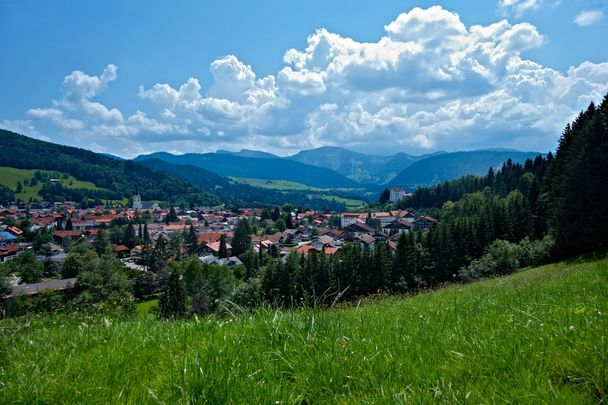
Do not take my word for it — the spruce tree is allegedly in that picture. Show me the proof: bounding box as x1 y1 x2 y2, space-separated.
219 235 228 258
158 266 186 319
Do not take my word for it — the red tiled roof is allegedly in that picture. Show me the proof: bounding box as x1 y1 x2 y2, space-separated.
198 232 232 246
324 246 340 255
7 226 23 236
0 245 18 257
203 241 232 252
298 245 315 255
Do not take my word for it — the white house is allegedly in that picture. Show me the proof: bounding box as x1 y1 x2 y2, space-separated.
389 188 406 203
340 213 360 228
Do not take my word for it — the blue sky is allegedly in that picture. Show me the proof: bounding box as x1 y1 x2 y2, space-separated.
1 0 607 157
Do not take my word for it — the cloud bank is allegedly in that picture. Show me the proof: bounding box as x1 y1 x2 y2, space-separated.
18 6 608 157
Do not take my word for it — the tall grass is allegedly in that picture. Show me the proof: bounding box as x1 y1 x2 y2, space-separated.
1 258 607 403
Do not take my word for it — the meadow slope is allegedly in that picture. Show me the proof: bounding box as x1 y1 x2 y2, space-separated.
1 257 607 403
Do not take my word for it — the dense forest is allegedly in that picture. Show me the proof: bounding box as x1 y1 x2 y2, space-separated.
0 130 221 206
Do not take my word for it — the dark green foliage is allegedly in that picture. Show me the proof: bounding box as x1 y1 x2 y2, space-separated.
0 271 10 296
219 235 228 259
185 224 198 255
0 184 15 205
165 207 178 224
379 188 390 204
123 223 137 249
190 291 210 315
93 228 111 256
545 96 608 257
231 219 251 257
459 236 553 281
399 153 549 210
61 252 88 279
11 251 43 284
74 255 134 311
158 265 186 320
3 289 64 317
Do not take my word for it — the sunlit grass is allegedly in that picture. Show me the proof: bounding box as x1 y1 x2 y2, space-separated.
1 257 607 403
0 166 107 201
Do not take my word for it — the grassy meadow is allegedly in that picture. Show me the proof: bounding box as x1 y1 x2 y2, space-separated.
231 177 325 191
0 166 106 201
311 193 368 210
1 257 607 403
230 176 368 209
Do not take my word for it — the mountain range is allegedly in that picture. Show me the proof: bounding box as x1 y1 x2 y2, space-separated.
134 152 358 189
136 147 542 188
0 128 545 209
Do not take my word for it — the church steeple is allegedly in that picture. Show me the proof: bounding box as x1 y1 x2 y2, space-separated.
132 185 142 211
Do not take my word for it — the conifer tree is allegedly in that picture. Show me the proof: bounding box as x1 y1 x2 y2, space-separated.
159 266 186 319
219 235 228 259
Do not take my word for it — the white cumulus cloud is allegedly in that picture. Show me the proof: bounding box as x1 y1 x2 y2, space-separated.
574 10 605 27
9 5 608 157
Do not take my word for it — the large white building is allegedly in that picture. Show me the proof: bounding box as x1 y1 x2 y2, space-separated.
389 188 406 203
340 213 360 228
132 193 142 211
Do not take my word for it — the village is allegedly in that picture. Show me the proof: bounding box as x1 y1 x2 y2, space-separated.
0 189 438 297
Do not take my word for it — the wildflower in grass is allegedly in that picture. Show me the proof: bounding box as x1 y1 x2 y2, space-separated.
569 325 575 331
526 319 533 327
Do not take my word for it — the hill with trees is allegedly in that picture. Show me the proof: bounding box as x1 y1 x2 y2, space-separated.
0 130 221 206
134 151 358 189
287 146 425 183
136 158 360 211
389 150 542 187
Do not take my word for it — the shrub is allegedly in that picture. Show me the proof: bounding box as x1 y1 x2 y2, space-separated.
459 236 554 282
459 240 519 281
516 236 554 268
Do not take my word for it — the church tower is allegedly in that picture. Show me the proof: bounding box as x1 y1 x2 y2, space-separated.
132 186 142 211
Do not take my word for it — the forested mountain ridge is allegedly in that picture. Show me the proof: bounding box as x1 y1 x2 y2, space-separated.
136 146 541 187
388 150 542 187
287 146 423 183
0 129 221 206
137 158 359 211
134 152 358 189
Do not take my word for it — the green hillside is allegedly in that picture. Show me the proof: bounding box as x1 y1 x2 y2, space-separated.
1 257 607 403
0 130 222 206
231 176 325 191
389 150 542 187
134 151 359 189
0 166 106 202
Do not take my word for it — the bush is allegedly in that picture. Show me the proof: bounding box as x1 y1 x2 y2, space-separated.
74 255 134 313
227 278 263 309
190 291 210 315
459 237 554 282
459 240 519 281
516 236 554 268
